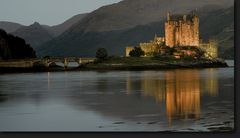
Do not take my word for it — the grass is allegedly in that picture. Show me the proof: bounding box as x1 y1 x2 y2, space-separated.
82 56 227 70
92 56 207 65
99 57 164 64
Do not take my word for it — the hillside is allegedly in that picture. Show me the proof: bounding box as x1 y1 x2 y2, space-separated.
67 0 233 33
37 2 234 59
12 22 54 49
214 23 234 59
0 21 23 33
198 6 234 59
48 13 88 37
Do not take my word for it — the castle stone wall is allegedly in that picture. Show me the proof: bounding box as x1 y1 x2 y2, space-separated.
125 47 134 57
165 13 199 47
140 43 156 56
200 40 218 59
165 22 176 47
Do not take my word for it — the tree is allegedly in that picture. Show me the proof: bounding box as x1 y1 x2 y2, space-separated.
129 47 145 57
96 48 108 60
165 46 176 56
43 56 51 59
159 41 165 47
195 48 206 59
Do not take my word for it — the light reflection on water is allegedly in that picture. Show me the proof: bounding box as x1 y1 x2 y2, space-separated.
0 64 234 131
55 62 79 67
127 69 218 124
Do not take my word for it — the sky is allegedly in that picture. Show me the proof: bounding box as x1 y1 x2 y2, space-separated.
0 0 122 26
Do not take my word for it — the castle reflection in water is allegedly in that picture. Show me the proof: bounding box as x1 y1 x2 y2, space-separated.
126 69 218 123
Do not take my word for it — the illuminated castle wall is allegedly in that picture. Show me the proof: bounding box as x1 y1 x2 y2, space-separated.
165 12 200 47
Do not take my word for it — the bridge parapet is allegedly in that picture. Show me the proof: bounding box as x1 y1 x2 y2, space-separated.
41 57 96 68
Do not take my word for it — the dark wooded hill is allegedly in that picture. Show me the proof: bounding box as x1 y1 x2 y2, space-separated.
0 29 36 60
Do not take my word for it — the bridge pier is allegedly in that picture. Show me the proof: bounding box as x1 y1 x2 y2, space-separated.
78 58 82 66
44 59 50 68
64 58 69 69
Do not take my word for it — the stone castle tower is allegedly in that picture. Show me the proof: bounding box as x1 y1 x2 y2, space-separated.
165 12 200 47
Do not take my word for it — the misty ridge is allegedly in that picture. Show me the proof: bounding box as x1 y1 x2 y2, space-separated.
0 0 234 59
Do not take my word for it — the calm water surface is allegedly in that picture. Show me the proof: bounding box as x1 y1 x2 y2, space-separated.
0 61 234 131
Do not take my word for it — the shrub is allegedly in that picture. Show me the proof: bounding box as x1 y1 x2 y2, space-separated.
43 56 50 59
129 47 145 57
195 48 206 59
96 48 108 60
165 47 176 56
181 55 195 61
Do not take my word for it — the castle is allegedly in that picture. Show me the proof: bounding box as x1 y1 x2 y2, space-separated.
125 12 218 59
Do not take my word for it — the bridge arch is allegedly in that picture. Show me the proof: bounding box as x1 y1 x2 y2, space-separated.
36 57 96 68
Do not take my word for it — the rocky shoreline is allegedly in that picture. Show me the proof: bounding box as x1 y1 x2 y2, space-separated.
80 60 228 71
0 59 229 74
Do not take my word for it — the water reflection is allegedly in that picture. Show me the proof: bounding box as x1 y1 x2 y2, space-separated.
0 93 8 103
165 70 200 123
202 68 218 97
141 72 166 103
126 69 218 123
48 72 51 90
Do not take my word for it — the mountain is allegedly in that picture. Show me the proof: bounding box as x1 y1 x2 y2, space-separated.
37 0 234 58
0 21 24 33
214 23 234 59
0 29 36 60
198 6 234 59
12 22 54 49
67 0 233 33
47 13 88 37
0 13 88 49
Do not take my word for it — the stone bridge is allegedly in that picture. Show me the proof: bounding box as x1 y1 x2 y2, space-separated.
0 57 96 68
43 57 96 68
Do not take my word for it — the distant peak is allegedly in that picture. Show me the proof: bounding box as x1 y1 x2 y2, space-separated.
31 22 41 26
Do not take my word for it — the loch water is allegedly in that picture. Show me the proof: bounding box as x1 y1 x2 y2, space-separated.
0 61 234 131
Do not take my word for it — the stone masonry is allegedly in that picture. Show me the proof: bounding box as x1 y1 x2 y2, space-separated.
165 12 199 47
